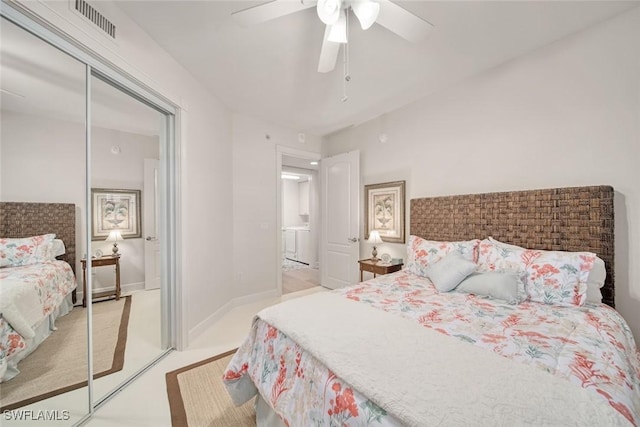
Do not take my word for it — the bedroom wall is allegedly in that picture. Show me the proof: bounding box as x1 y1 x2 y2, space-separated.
14 0 234 346
324 7 640 339
232 114 322 299
0 111 159 293
0 111 86 278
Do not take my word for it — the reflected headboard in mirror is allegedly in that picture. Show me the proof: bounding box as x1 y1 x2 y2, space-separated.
0 202 76 276
410 185 615 308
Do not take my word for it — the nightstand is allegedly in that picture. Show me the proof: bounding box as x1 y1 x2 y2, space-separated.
81 255 121 307
358 258 403 282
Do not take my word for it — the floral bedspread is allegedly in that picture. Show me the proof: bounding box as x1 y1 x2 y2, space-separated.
0 261 76 374
224 271 640 426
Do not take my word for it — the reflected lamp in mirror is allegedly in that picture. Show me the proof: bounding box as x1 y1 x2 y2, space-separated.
368 230 383 261
106 230 123 255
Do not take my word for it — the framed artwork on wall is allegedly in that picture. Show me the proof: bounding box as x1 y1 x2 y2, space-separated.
91 188 142 240
364 180 406 243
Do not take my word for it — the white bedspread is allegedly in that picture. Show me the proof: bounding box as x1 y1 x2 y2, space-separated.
258 291 629 426
0 277 43 339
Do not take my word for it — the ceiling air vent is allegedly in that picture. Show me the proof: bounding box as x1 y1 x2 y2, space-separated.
74 0 116 39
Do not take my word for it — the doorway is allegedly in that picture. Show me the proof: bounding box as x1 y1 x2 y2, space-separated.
277 147 321 295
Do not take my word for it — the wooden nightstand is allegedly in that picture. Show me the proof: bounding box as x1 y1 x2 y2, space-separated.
358 258 403 282
81 255 121 307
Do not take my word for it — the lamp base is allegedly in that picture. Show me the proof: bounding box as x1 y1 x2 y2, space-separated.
371 245 378 261
112 242 119 255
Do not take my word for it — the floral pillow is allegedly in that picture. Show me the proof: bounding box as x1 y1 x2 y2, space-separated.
527 250 596 307
477 237 596 307
0 234 56 268
477 237 542 273
405 235 480 278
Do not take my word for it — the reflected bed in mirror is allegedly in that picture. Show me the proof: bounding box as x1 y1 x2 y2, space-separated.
0 203 78 408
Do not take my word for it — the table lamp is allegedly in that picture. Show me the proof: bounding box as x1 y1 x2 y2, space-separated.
368 230 383 261
106 230 123 255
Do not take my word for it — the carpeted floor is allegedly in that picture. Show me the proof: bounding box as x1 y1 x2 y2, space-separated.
166 349 255 427
0 296 131 411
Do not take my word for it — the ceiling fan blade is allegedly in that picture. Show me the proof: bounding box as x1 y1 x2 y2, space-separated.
232 0 317 27
375 0 434 43
318 25 340 73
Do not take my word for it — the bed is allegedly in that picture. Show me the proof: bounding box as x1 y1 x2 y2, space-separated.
0 202 78 382
223 185 640 426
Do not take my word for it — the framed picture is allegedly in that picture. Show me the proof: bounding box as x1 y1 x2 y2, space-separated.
91 188 142 240
364 180 406 243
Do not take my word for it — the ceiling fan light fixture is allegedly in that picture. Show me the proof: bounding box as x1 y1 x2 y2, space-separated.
352 0 380 30
317 0 342 25
327 10 348 43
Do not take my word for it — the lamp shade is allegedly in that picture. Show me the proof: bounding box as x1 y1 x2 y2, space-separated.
317 0 342 25
368 230 383 245
352 0 380 30
106 230 123 242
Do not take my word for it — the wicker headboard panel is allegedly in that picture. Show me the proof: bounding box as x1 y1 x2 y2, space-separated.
0 202 76 274
410 186 615 308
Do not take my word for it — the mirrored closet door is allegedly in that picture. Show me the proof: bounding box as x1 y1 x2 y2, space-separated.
1 5 176 423
89 73 169 403
0 16 90 423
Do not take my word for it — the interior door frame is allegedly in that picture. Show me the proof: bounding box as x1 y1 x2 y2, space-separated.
276 145 321 295
0 1 182 421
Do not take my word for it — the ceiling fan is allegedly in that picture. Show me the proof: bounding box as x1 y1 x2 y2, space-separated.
232 0 434 73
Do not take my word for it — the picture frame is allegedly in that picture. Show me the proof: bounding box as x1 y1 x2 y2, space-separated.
91 188 142 241
364 180 406 243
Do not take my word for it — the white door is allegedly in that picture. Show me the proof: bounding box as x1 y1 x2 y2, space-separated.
320 151 360 289
144 158 161 290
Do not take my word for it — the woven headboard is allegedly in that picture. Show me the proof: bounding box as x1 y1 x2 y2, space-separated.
0 202 76 274
410 185 615 308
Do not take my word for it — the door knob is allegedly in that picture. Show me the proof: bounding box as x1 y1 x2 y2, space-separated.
347 237 359 243
146 236 157 241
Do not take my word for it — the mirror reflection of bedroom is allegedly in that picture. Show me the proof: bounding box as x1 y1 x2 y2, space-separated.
281 155 320 294
0 16 166 420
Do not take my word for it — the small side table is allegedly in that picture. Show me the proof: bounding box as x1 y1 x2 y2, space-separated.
81 255 121 307
358 258 403 282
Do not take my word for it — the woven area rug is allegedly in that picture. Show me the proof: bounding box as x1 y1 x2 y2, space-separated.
282 258 308 272
0 296 131 410
166 349 255 426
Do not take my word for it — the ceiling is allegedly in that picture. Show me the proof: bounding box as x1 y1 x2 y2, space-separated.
1 17 161 136
116 1 639 136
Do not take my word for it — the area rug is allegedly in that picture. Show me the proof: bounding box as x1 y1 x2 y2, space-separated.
0 296 131 411
166 349 256 426
282 258 308 272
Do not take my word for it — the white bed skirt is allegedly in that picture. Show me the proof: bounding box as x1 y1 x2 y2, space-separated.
256 394 286 427
1 293 75 382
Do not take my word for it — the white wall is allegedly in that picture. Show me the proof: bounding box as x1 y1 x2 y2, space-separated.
1 111 85 278
15 0 234 344
232 114 322 298
325 8 640 339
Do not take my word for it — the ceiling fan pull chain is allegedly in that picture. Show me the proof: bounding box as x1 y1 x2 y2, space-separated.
342 7 350 102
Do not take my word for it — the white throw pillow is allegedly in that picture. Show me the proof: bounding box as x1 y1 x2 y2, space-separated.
428 251 477 292
456 271 527 305
586 256 606 303
49 239 66 259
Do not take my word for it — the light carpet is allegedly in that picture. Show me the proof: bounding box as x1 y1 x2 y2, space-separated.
166 349 255 427
0 296 131 411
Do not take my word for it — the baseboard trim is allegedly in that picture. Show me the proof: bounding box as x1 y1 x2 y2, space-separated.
187 289 279 344
76 281 145 302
